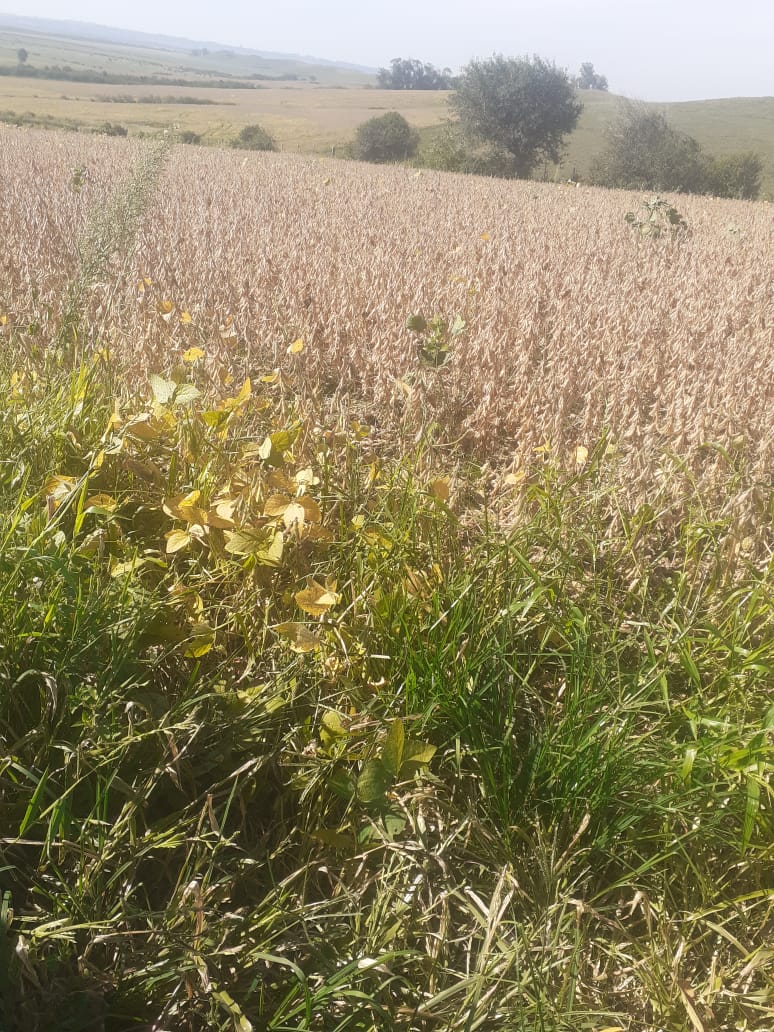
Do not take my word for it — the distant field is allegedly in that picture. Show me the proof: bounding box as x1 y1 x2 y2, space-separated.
0 74 448 151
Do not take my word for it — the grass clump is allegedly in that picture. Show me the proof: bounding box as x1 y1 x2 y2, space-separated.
231 123 276 151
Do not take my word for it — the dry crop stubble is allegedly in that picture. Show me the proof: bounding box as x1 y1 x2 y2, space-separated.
2 129 773 496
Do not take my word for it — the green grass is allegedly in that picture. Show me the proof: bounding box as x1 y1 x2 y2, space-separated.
0 140 772 1032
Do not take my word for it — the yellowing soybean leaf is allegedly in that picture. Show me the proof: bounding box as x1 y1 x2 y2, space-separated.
283 502 307 532
287 337 304 355
220 378 252 414
179 311 193 325
275 622 321 653
44 475 77 499
225 528 284 566
84 493 117 513
207 498 237 529
264 494 291 517
299 495 322 523
428 477 450 502
163 491 208 524
183 346 204 364
165 529 192 554
266 470 294 493
362 528 393 551
295 579 341 617
308 828 353 851
149 374 176 406
270 427 301 453
184 621 215 659
575 445 589 465
305 525 334 543
321 710 349 742
110 557 149 578
173 383 201 407
295 467 320 488
402 740 437 767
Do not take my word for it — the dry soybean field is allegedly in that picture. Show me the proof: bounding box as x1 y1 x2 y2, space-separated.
2 129 773 488
0 127 773 1031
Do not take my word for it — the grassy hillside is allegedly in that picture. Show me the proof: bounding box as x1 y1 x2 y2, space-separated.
0 18 372 85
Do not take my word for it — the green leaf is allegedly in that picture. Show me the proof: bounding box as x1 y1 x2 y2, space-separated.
321 710 349 743
382 718 405 775
382 812 407 840
308 827 355 851
400 739 437 778
357 759 392 804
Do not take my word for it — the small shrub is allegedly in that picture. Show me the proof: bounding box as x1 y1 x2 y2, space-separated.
179 130 202 145
419 122 518 178
705 152 762 200
354 111 418 163
93 121 128 137
231 123 276 151
625 197 688 238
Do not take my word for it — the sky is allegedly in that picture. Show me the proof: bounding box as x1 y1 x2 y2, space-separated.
6 0 774 101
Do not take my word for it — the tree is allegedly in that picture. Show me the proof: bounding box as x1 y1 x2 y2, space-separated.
377 58 454 90
591 103 711 193
354 111 419 163
592 103 763 199
231 124 276 151
451 55 582 178
17 48 28 65
576 62 608 91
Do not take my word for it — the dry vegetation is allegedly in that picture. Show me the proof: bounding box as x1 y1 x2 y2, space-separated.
2 127 772 493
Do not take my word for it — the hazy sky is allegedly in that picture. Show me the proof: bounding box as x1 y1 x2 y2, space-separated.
7 0 774 101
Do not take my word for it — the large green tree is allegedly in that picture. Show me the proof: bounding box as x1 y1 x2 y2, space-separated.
451 54 582 178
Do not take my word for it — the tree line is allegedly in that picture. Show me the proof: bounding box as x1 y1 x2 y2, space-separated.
356 54 762 199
